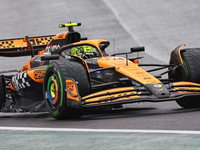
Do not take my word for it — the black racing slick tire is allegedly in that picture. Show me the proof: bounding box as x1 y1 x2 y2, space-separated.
0 75 6 111
175 48 200 108
43 60 90 119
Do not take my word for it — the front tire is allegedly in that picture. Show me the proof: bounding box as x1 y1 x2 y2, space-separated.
173 48 200 108
43 60 90 119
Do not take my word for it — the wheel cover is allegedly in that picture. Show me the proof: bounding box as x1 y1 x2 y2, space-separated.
47 75 58 105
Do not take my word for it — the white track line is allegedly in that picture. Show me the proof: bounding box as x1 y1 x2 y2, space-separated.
0 126 200 135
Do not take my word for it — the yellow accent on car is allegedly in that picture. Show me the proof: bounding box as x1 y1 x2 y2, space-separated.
59 23 81 28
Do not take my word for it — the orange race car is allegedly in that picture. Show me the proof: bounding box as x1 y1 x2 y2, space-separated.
0 23 200 119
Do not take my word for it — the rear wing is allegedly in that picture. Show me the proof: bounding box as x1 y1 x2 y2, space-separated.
0 35 54 57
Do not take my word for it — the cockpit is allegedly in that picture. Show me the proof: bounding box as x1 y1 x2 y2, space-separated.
62 44 100 59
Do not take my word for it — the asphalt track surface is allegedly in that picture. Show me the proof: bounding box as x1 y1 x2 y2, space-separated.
1 0 200 149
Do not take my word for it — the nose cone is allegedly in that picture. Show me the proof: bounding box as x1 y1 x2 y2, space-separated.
145 83 170 98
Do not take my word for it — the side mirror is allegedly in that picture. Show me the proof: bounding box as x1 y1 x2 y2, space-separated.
80 37 88 40
130 46 145 53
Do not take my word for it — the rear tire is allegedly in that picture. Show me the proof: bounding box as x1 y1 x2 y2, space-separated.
43 59 90 119
0 75 6 111
173 48 200 108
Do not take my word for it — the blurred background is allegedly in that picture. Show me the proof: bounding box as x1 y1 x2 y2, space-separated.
0 0 200 69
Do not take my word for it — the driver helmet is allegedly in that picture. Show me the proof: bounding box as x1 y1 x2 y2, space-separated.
71 45 94 56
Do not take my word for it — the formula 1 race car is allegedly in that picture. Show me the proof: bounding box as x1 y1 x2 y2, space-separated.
0 23 200 119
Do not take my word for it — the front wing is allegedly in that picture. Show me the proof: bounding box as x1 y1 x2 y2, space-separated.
65 80 200 108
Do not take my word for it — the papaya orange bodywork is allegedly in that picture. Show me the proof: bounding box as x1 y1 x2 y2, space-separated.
20 58 33 72
27 68 46 83
82 87 139 105
178 45 185 64
174 87 200 93
53 32 68 40
83 87 135 99
10 82 17 91
172 81 200 93
0 35 54 49
97 57 161 85
66 79 79 101
172 81 200 87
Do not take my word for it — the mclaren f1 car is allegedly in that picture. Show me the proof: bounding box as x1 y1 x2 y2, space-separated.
0 23 200 119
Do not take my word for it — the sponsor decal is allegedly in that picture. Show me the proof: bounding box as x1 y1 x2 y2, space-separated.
153 84 162 88
0 36 53 49
44 45 60 54
11 72 30 90
57 33 65 39
106 72 114 76
143 77 152 80
64 55 71 59
29 36 53 45
66 81 74 91
34 70 45 79
0 40 14 48
135 72 144 74
98 92 138 102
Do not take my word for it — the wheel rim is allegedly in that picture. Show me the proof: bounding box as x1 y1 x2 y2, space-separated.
47 75 58 106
